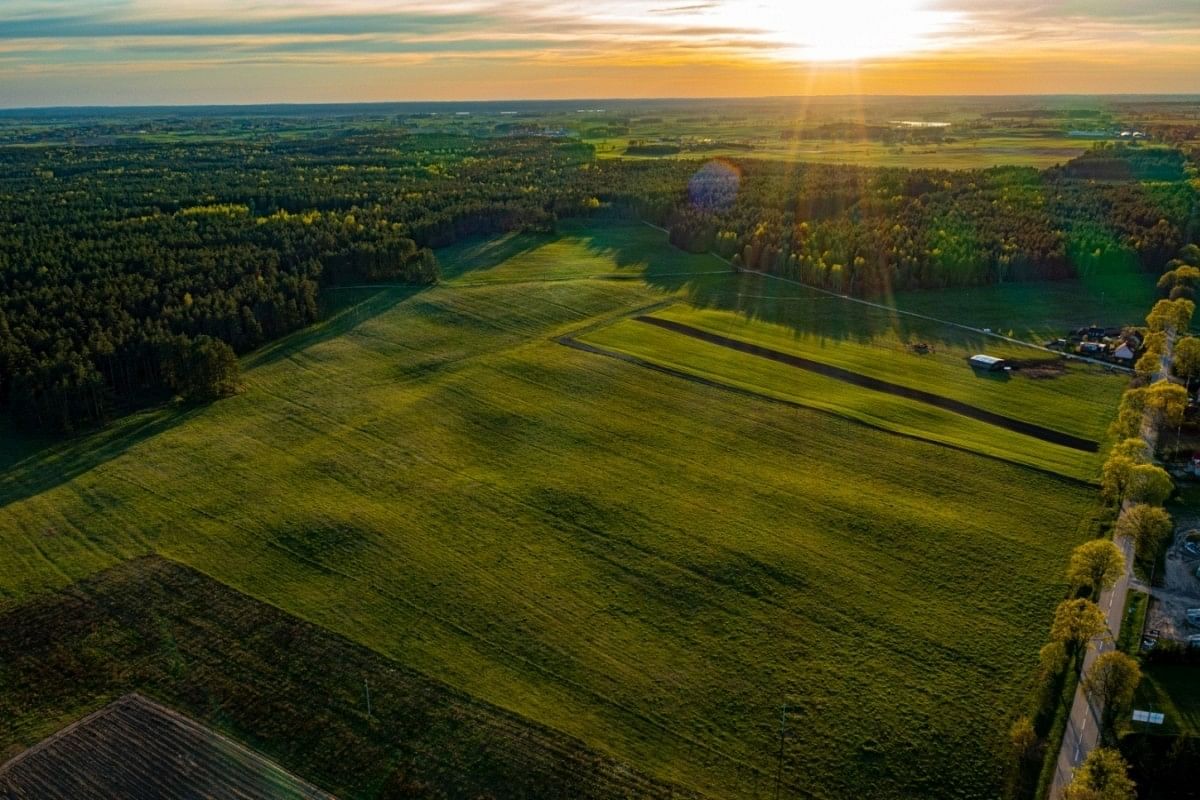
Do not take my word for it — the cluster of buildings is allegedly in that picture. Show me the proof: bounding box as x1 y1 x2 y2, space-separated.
1066 129 1147 139
1046 326 1143 364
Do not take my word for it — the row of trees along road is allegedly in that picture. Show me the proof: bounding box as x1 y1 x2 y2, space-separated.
1010 281 1196 800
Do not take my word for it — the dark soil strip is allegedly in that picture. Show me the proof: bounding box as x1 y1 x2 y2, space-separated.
558 336 1093 488
633 315 1099 453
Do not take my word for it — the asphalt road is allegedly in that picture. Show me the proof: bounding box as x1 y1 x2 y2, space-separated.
1048 329 1175 798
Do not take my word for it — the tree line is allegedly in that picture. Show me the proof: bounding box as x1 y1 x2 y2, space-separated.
2 131 1196 433
653 147 1196 296
0 133 596 431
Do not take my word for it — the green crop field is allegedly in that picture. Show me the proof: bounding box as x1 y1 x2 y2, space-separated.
589 135 1090 170
0 557 685 800
576 285 1126 480
578 315 1101 480
889 274 1159 343
644 304 1124 444
0 222 1112 799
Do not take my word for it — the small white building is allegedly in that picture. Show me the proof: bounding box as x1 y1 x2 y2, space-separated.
968 354 1008 371
1113 341 1137 362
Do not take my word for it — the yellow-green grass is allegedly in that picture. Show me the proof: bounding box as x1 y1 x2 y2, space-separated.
591 135 1088 170
579 315 1102 480
1 226 1101 800
889 274 1159 343
642 304 1124 445
438 221 730 285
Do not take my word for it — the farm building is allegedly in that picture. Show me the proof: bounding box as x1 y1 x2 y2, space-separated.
968 354 1008 371
1113 340 1138 362
0 694 336 799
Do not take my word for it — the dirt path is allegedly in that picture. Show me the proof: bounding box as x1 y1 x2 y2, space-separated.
633 315 1099 452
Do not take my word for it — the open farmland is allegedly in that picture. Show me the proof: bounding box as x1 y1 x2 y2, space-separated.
576 283 1127 480
0 223 1112 799
889 274 1159 344
0 557 690 800
0 694 335 800
589 132 1091 170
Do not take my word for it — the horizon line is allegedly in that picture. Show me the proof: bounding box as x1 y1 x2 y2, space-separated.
3 91 1200 113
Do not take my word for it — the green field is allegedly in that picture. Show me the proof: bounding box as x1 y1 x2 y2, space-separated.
590 135 1090 170
889 275 1159 343
577 292 1125 480
0 223 1110 799
1132 664 1200 737
649 304 1122 442
0 557 684 799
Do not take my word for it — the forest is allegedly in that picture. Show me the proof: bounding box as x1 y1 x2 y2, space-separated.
0 125 1196 432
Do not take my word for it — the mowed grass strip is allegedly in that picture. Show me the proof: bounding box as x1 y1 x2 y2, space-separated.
579 315 1102 480
0 226 1101 800
633 314 1097 451
647 303 1124 445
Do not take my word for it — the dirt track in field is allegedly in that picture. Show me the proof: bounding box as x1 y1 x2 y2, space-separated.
632 315 1099 453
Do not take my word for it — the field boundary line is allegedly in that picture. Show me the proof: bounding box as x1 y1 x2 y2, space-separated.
632 314 1098 452
638 219 1132 373
559 334 1094 488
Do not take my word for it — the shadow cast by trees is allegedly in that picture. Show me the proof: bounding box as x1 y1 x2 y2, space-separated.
1 284 422 510
0 406 206 510
245 283 422 370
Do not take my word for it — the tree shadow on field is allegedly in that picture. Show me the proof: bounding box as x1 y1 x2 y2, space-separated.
1 285 419 510
568 222 992 351
0 405 207 511
244 283 421 370
435 230 550 281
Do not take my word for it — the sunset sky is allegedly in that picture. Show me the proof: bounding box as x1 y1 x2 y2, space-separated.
2 1 1198 106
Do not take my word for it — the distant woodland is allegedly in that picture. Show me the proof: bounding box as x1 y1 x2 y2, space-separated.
1 129 1196 432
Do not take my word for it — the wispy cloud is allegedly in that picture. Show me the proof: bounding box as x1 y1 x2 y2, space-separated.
0 0 1197 105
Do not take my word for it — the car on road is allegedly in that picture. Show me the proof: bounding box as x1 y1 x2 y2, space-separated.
1184 540 1200 558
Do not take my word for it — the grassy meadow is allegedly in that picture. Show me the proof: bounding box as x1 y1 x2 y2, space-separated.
0 223 1115 799
578 313 1109 480
588 134 1090 170
888 273 1159 344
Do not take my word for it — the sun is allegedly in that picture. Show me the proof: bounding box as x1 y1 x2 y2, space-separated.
695 0 965 62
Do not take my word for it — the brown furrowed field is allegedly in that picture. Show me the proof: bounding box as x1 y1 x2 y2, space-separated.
0 694 335 800
0 556 693 800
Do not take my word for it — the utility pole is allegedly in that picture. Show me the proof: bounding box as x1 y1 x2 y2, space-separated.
773 703 787 800
364 677 372 719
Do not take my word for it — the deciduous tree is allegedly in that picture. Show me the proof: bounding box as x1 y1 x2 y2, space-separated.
1127 463 1173 506
1146 297 1195 333
1065 540 1125 594
1100 455 1136 505
1115 504 1173 560
1009 715 1036 759
1144 381 1187 428
1062 748 1135 800
1050 598 1108 652
1172 336 1200 385
1082 651 1141 741
1109 438 1150 464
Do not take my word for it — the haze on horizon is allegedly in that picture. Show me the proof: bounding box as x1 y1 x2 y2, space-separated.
1 0 1198 107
